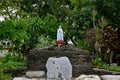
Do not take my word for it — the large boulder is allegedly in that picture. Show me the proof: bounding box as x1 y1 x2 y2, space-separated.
27 45 94 77
46 57 72 80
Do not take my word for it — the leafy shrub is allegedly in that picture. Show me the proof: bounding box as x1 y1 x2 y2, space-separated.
92 57 103 68
0 53 27 70
86 26 120 64
100 26 120 63
0 53 27 79
101 27 119 53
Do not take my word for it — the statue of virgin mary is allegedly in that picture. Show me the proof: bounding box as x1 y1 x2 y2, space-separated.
56 26 64 47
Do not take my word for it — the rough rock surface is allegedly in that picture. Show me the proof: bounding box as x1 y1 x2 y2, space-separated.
46 57 72 80
27 45 94 77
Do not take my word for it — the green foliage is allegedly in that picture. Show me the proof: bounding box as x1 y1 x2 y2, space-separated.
0 19 29 42
0 0 120 75
92 57 120 72
0 0 120 66
76 40 92 51
0 18 30 55
93 0 120 27
70 0 79 7
92 57 104 68
98 16 108 29
39 14 59 39
107 66 120 72
0 53 26 80
0 69 11 80
0 14 70 55
0 53 27 70
36 35 56 48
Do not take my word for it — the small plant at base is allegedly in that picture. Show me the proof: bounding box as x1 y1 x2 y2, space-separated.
92 57 103 68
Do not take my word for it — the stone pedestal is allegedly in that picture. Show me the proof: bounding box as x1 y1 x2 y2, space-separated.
27 45 94 77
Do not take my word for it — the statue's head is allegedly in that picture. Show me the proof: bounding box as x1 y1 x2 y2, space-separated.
59 26 62 29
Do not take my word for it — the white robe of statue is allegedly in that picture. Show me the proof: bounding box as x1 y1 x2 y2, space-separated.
57 26 64 41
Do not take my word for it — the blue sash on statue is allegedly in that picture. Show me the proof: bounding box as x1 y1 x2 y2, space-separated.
58 31 63 40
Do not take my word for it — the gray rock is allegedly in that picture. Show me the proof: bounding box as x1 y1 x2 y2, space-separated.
13 77 32 80
101 75 120 80
25 71 45 78
75 74 101 80
46 57 72 80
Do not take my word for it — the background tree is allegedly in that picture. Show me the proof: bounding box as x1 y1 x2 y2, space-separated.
0 0 120 62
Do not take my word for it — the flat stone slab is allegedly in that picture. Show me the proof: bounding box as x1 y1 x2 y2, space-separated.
46 56 72 80
101 75 120 80
25 71 45 78
75 74 101 80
